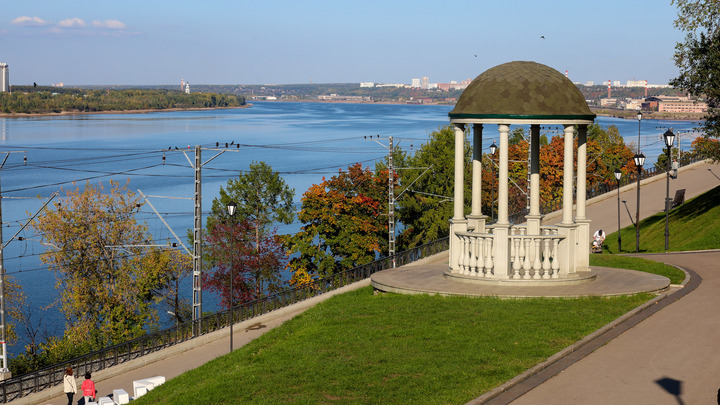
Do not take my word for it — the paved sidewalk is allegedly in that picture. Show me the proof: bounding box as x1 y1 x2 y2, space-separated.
507 251 720 404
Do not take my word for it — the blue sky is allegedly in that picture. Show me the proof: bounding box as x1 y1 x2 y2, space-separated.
1 0 684 86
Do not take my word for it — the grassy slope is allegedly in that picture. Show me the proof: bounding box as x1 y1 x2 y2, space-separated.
135 287 650 404
605 184 720 254
129 188 719 403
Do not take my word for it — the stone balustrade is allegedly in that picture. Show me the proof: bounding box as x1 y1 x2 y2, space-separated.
455 226 565 280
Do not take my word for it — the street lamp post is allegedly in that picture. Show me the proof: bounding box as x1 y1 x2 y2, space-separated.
663 130 675 251
226 200 237 353
614 168 622 252
634 111 644 254
489 141 497 223
633 153 645 253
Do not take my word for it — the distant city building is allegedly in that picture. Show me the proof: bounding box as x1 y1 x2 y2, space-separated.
599 98 618 107
626 80 646 87
184 82 190 94
376 83 406 88
318 94 372 102
421 77 429 89
642 96 707 113
585 81 594 86
0 63 9 92
52 82 64 87
621 98 643 110
181 78 190 93
411 78 420 88
612 80 621 86
658 98 707 113
360 82 375 88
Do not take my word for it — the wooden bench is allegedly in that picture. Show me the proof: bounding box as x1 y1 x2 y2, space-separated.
672 189 686 208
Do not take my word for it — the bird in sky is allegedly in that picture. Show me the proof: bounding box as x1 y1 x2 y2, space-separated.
540 35 545 39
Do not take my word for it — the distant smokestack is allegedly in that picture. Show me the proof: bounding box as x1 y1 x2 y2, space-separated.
644 80 648 98
565 70 568 78
608 80 611 98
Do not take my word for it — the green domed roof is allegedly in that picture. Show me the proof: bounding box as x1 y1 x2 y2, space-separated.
449 61 595 121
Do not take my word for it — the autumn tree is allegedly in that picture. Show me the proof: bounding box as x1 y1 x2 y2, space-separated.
283 163 388 285
204 219 286 305
204 161 292 297
32 180 178 348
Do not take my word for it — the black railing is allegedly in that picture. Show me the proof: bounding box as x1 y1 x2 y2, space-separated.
0 237 450 403
513 157 707 224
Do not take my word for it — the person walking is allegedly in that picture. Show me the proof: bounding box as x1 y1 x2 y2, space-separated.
63 367 77 405
81 372 96 404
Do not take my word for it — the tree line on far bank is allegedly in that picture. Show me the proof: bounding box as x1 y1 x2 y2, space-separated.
0 88 245 115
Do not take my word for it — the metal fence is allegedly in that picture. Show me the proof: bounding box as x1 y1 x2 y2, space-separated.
0 237 450 403
509 157 706 224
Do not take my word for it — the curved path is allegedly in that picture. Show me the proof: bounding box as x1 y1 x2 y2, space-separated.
503 251 720 404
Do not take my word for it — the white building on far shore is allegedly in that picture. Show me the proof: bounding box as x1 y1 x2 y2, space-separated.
0 63 9 92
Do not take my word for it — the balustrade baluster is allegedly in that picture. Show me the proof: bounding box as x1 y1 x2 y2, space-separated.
468 237 477 275
486 238 494 276
533 239 542 278
522 238 532 279
512 236 522 277
551 237 560 278
542 231 552 278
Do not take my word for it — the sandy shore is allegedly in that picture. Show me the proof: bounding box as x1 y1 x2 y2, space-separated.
0 105 249 118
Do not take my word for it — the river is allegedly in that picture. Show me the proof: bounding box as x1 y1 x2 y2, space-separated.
0 101 702 352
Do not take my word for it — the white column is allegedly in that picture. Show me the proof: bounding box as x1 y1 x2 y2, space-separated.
575 125 591 271
561 124 574 225
471 124 483 217
453 124 465 221
497 124 510 225
449 123 468 272
493 124 511 279
576 125 588 220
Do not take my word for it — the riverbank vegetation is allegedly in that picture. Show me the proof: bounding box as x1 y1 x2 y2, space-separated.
0 87 245 115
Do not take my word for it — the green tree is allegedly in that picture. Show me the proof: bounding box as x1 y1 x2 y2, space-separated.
671 0 720 159
208 161 294 250
282 163 388 285
396 126 471 250
32 180 176 348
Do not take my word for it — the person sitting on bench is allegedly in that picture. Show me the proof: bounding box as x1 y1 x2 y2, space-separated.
593 229 606 250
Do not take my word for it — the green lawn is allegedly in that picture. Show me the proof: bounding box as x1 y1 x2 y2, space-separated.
589 254 686 284
136 287 651 404
604 184 720 254
129 182 716 404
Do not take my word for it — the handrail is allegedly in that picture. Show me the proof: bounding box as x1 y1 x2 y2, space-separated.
0 237 449 403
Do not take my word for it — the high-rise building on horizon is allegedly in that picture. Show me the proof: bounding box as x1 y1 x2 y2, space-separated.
0 63 8 93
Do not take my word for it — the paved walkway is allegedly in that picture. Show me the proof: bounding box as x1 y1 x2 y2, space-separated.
506 250 720 404
21 160 720 404
371 251 670 298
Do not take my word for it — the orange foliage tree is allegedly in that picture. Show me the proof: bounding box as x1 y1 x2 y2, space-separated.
282 163 390 285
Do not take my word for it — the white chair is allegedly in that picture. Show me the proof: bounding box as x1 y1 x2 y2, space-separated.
112 388 130 404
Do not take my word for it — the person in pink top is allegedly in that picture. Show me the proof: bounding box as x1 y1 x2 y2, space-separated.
81 372 96 403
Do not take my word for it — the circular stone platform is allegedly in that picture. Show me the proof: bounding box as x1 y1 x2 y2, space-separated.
371 252 670 298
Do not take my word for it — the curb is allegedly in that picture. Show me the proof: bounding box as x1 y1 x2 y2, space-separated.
467 261 699 404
